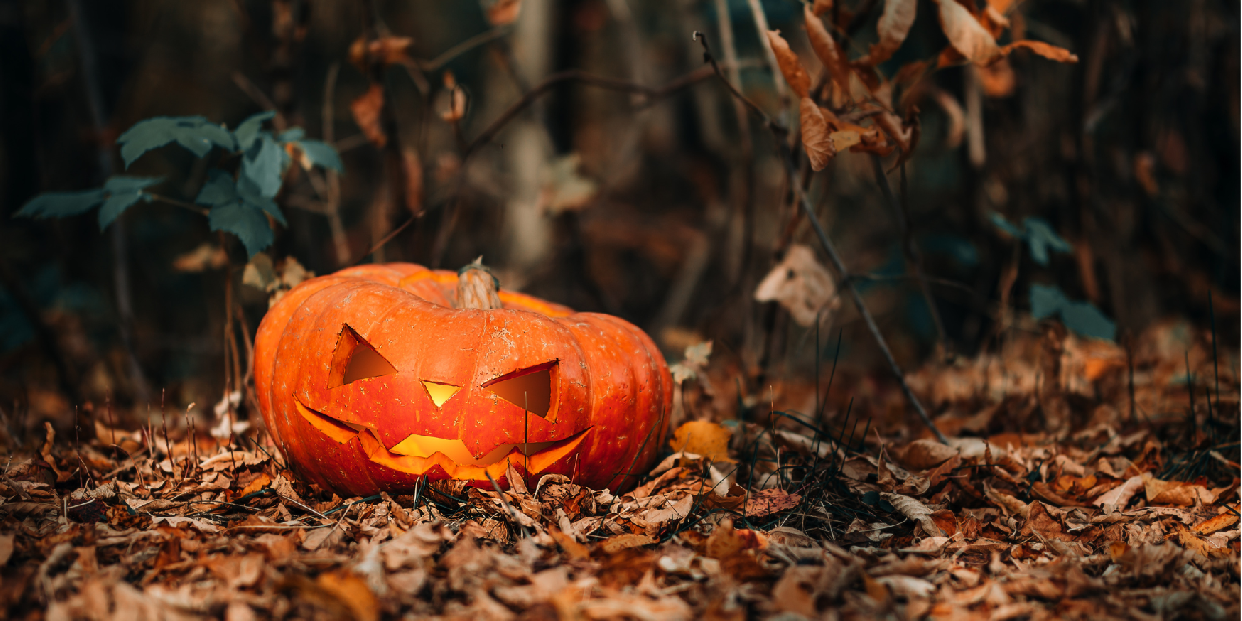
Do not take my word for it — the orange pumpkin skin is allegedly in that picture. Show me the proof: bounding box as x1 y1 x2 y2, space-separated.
254 263 672 495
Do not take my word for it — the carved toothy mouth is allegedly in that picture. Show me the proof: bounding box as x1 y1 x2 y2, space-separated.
294 400 588 480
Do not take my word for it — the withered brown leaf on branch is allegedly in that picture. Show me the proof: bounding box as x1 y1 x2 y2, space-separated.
765 30 810 99
350 83 387 147
348 36 415 72
858 0 918 67
800 98 834 171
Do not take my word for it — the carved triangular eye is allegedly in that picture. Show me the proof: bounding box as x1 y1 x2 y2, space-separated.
483 362 556 418
421 381 460 407
328 325 398 388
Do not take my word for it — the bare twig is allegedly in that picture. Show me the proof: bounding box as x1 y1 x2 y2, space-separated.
695 32 948 444
870 156 952 359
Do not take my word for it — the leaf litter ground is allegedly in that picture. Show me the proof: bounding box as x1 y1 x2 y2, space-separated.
1 320 1237 620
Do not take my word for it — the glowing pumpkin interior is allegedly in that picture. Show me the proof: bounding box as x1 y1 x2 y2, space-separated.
294 323 584 481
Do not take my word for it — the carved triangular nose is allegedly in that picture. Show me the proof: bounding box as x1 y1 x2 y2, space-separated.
421 381 460 407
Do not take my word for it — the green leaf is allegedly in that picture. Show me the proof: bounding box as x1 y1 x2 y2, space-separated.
97 176 162 229
1060 301 1116 341
117 116 235 167
16 189 106 219
295 139 344 173
234 111 277 152
277 127 305 142
237 174 287 226
1022 217 1071 266
194 170 237 207
241 135 287 198
1029 283 1067 320
209 203 273 258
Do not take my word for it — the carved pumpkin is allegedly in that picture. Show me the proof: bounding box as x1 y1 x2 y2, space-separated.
254 262 672 495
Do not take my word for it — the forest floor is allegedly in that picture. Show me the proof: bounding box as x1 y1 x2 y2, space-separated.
1 319 1238 620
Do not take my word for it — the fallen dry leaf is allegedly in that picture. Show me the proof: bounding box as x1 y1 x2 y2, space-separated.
669 421 734 463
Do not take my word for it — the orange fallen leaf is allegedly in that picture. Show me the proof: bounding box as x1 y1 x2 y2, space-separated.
599 533 656 553
669 421 734 463
803 7 852 94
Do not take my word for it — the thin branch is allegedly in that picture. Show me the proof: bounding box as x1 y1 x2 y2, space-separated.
147 193 209 216
870 155 952 359
463 65 722 159
695 33 949 445
419 26 511 73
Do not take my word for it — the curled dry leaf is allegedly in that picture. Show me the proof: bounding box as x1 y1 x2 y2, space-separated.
930 88 965 147
744 488 802 519
439 73 467 123
933 0 1001 66
803 7 852 94
765 30 810 98
800 98 833 171
1000 40 1079 63
348 36 415 71
883 493 944 537
669 421 734 463
860 0 918 67
350 83 387 147
754 244 839 327
1093 475 1143 510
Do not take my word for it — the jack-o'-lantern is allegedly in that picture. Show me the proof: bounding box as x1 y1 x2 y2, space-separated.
254 261 672 496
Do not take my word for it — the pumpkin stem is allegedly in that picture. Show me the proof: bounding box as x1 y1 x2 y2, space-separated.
455 257 503 310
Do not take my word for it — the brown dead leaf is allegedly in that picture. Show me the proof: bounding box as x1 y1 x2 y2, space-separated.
239 472 273 498
1192 507 1240 535
744 488 802 519
765 30 810 98
1134 152 1159 196
351 83 387 147
860 0 918 66
348 36 414 71
900 438 959 470
0 533 12 565
754 244 839 327
829 130 862 152
669 421 734 463
800 98 833 171
487 0 522 26
933 0 1001 66
1000 40 1079 63
1093 475 1143 510
316 570 380 621
172 243 228 272
978 58 1016 97
706 519 767 559
599 534 655 554
884 493 944 537
803 7 852 94
549 527 589 560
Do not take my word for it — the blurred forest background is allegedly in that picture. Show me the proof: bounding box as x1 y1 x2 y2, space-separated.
0 0 1237 436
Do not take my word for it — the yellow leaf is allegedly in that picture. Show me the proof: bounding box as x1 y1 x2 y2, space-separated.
765 30 809 98
669 421 734 463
